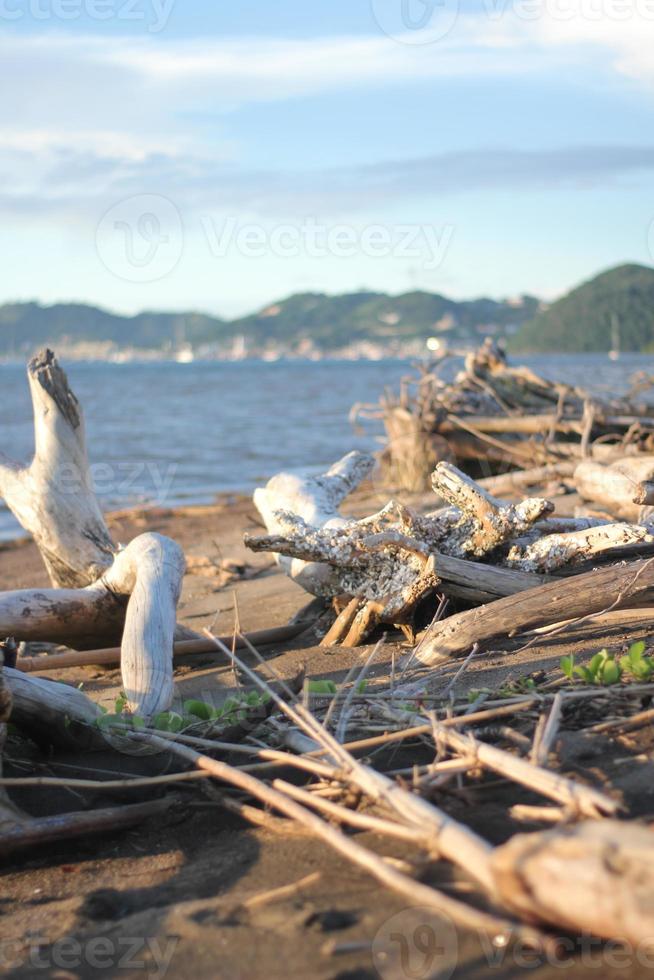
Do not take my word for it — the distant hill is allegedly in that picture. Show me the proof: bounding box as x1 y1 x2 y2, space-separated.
0 290 538 357
230 291 539 349
0 303 225 355
512 264 654 353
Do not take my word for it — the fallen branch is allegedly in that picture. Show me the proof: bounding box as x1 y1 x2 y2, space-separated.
414 556 654 664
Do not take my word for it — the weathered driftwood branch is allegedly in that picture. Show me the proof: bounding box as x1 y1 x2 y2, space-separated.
253 451 374 595
3 665 103 747
0 661 25 827
574 456 654 521
0 349 115 587
424 462 553 557
504 523 654 573
0 798 172 860
0 533 185 716
491 821 654 944
414 556 654 664
431 721 617 818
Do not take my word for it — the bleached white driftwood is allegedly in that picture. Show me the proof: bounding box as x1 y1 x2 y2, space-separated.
248 459 555 643
420 462 554 557
492 821 654 944
0 533 185 717
104 533 185 717
253 451 374 595
0 349 115 587
504 522 654 572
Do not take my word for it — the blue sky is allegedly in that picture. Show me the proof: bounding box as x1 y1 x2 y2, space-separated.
2 0 654 316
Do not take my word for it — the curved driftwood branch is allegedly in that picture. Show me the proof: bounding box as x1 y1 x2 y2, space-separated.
103 533 185 716
0 350 115 586
0 533 185 716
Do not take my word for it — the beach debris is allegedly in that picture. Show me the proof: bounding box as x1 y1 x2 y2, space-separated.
491 821 654 945
573 455 654 521
0 532 185 716
0 348 115 587
247 454 654 645
0 351 193 716
353 339 654 490
414 555 654 665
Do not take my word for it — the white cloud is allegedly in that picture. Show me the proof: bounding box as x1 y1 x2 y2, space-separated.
1 17 654 222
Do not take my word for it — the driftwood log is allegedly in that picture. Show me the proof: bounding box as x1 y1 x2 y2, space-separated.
574 456 654 521
492 821 654 945
414 556 654 664
354 339 654 491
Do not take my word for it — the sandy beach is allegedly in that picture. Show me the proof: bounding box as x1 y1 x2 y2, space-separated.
2 490 654 979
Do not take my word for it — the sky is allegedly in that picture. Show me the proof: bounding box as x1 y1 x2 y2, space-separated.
2 0 654 317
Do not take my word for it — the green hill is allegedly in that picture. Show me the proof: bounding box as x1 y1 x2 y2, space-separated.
229 290 539 348
513 264 654 353
0 290 538 356
0 303 225 355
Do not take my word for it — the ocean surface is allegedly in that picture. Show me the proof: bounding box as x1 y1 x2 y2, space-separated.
0 353 653 540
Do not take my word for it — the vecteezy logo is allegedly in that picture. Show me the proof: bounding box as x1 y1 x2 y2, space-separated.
96 194 183 283
370 0 460 44
372 907 458 979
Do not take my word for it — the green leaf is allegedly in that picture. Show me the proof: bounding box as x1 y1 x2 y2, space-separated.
573 666 594 683
589 651 607 677
183 699 213 721
628 640 646 663
308 679 338 695
560 655 575 679
600 660 621 685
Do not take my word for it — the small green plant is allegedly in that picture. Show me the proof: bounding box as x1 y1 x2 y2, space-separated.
95 691 270 734
560 649 621 685
619 640 654 681
561 641 654 686
307 679 338 695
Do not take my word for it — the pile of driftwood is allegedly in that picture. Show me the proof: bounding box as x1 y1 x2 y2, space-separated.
353 338 654 490
5 348 654 962
247 449 654 650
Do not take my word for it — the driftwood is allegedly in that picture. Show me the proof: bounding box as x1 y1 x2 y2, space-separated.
253 450 374 596
414 556 654 664
354 339 654 491
492 821 654 945
0 349 114 587
574 456 654 521
4 666 103 747
0 533 185 716
0 798 172 859
15 622 309 673
249 453 654 643
0 661 25 827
